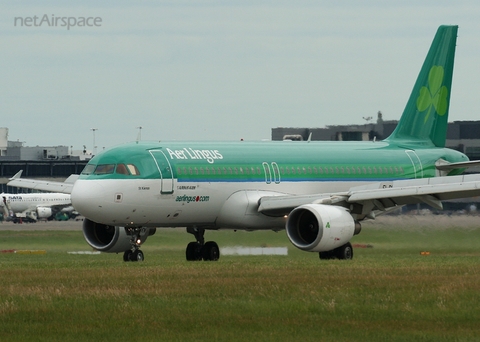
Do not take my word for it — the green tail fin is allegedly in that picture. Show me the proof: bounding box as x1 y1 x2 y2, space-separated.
385 25 458 147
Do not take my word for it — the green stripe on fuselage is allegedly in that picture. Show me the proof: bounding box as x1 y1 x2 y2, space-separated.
78 140 467 182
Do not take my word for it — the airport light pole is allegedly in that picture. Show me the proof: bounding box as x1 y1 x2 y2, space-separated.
91 128 98 155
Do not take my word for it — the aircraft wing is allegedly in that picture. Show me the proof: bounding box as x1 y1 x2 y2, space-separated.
7 171 78 194
258 174 480 218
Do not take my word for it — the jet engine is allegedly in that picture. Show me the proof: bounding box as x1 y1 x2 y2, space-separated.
82 219 156 253
36 207 53 219
286 204 361 252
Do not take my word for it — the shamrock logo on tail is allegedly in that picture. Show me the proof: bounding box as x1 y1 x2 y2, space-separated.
416 66 449 123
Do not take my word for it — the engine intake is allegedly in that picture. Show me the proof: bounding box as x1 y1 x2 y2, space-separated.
36 207 53 219
286 204 360 252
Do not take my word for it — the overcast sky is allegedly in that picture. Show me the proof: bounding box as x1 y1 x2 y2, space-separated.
1 1 480 151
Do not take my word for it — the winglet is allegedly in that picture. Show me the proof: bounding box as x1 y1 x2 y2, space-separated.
9 170 23 180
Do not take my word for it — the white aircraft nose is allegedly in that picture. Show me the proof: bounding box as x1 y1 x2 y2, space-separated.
71 180 106 218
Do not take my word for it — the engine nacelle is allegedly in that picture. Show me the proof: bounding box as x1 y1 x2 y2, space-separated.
82 218 156 253
36 207 53 219
216 190 287 230
286 204 360 252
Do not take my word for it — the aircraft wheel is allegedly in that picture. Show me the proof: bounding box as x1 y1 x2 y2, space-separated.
186 242 202 261
335 242 353 260
133 250 144 262
319 251 335 260
202 241 220 261
123 250 132 262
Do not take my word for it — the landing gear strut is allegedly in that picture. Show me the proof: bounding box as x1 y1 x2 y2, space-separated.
185 227 220 261
123 227 147 262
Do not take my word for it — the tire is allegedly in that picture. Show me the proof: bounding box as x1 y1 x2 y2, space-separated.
133 250 144 262
202 241 220 261
319 251 335 260
186 242 202 261
335 242 353 260
123 250 132 262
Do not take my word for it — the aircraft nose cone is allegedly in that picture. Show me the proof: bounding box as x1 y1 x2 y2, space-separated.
71 180 106 218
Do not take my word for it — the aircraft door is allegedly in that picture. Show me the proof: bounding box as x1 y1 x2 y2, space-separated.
271 162 281 184
149 150 174 194
405 150 423 179
262 162 281 184
262 162 272 184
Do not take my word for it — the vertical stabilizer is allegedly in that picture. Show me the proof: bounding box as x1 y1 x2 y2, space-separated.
386 25 458 147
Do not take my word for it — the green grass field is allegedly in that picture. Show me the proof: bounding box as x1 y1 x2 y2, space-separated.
0 216 479 341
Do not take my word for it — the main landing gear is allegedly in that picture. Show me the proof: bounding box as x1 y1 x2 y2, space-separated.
319 242 353 260
123 227 147 262
185 227 220 261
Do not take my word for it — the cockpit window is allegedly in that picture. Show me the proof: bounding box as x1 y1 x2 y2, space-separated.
81 164 96 175
94 164 115 175
126 164 140 175
115 163 140 176
115 164 129 175
82 163 140 176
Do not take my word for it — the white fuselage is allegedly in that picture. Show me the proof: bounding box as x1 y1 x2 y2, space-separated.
71 178 361 228
1 193 72 214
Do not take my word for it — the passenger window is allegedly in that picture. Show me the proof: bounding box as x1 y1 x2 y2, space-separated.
94 164 115 174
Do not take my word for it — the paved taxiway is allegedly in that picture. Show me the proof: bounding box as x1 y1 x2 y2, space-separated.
0 219 83 231
0 214 478 231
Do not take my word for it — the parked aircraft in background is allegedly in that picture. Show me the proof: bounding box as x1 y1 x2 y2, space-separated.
9 26 480 261
1 192 75 223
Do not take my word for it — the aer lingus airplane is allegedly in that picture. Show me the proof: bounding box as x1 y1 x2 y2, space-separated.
9 25 480 262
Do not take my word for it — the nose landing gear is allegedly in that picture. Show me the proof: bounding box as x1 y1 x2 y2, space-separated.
123 227 148 262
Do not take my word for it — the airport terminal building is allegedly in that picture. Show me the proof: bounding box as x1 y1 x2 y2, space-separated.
272 112 480 161
0 128 89 192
